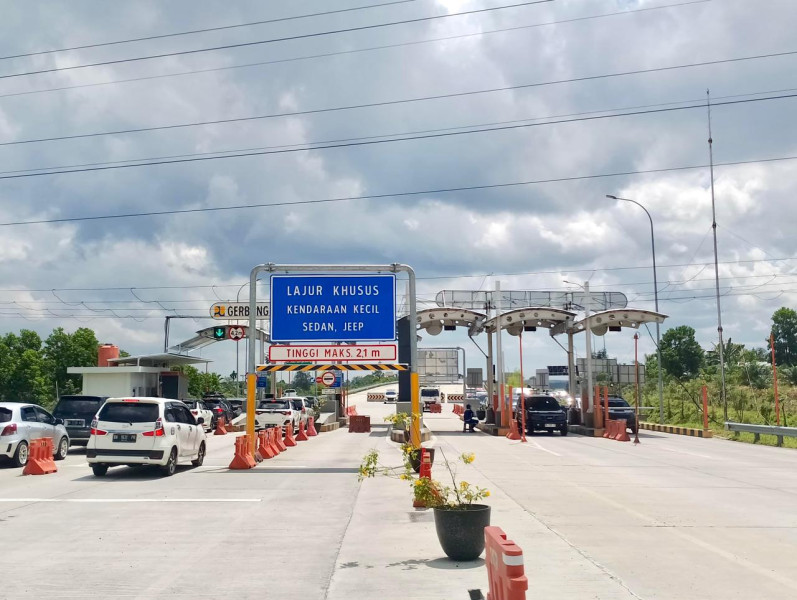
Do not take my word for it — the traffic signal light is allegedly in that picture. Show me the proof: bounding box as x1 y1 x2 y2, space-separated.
213 326 226 340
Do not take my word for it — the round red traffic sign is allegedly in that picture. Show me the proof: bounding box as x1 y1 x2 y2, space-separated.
228 326 245 341
321 372 336 386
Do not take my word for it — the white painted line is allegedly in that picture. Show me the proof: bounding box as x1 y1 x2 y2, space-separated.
522 440 562 457
658 446 715 460
0 498 261 503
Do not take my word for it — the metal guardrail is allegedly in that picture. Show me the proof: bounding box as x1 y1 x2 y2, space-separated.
724 422 797 447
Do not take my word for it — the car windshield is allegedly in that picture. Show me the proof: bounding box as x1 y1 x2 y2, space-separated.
527 397 561 411
609 399 631 408
98 402 159 423
386 390 397 395
260 401 290 410
291 400 304 410
421 390 438 397
53 397 105 416
0 407 11 423
183 401 202 409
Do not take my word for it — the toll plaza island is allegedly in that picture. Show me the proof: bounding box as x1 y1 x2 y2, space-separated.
3 264 794 600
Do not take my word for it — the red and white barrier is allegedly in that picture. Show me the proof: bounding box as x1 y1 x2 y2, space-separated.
485 526 528 600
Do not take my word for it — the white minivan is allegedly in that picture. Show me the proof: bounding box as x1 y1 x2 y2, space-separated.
87 397 206 477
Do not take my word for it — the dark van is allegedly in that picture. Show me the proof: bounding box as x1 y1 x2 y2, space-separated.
52 395 108 446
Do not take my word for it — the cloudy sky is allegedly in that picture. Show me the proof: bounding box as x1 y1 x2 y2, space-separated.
0 0 795 385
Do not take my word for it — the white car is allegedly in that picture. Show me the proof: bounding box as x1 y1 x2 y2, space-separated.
184 400 215 432
0 402 70 467
383 389 398 404
87 397 206 477
255 397 301 431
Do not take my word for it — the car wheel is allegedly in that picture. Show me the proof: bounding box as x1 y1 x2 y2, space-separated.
192 442 206 467
560 426 568 436
54 436 69 460
12 441 29 468
91 464 108 477
161 448 178 477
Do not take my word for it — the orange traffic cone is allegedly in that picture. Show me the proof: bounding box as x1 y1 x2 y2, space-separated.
307 416 318 437
214 416 228 436
283 423 298 447
506 420 521 441
274 427 287 452
615 419 631 442
258 430 275 459
229 435 256 469
296 420 309 442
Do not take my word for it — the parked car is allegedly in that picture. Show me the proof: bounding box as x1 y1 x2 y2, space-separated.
289 397 312 426
183 400 215 432
254 398 300 431
606 396 638 433
226 398 244 418
420 387 441 411
201 397 235 424
52 395 108 446
0 402 70 467
282 389 297 397
384 389 398 404
517 395 568 436
87 397 206 477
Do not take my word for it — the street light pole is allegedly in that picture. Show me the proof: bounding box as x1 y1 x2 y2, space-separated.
236 282 249 398
607 194 664 424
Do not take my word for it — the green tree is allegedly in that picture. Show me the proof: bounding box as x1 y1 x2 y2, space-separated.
770 307 797 366
44 327 98 396
292 371 313 392
660 325 704 379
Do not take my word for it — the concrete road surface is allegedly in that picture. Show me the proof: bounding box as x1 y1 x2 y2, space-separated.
2 389 795 599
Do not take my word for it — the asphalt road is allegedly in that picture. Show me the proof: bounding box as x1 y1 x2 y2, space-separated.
2 390 795 599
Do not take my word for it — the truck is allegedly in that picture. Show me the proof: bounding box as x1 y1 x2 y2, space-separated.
420 387 441 412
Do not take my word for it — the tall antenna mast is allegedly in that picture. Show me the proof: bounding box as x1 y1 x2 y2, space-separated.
707 89 727 420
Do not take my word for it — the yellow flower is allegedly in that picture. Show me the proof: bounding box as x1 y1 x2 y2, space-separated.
461 452 475 464
484 491 490 497
459 481 469 489
414 479 423 487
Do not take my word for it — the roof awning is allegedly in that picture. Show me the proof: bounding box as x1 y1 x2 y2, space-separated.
481 307 576 336
569 309 668 336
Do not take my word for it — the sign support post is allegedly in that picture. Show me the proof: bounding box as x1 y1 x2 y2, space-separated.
246 263 417 446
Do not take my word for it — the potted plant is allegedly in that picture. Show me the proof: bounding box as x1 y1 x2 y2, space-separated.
383 412 413 441
359 448 490 561
400 442 435 472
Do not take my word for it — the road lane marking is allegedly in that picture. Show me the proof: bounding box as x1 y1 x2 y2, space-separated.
657 446 716 460
0 498 261 503
517 440 562 456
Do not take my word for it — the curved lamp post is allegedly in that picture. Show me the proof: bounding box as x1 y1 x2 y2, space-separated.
606 194 664 424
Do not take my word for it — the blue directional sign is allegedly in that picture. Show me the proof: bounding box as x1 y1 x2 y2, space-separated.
270 274 396 343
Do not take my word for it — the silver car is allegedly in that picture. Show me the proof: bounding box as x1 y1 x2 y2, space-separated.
0 402 70 467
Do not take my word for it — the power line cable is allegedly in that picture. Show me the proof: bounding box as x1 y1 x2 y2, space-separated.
0 1 421 61
5 48 796 148
0 1 709 101
0 1 554 80
0 93 795 184
0 256 795 294
2 152 797 227
3 84 784 177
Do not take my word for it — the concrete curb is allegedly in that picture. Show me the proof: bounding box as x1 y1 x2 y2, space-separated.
639 422 713 438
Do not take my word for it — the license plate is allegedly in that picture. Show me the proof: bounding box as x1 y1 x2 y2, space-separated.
65 419 84 427
544 424 556 428
113 433 136 443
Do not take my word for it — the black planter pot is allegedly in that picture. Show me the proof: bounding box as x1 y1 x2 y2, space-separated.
433 504 491 561
408 448 435 472
476 409 486 421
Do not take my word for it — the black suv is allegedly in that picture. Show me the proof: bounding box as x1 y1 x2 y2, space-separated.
517 395 568 436
52 395 108 446
606 396 638 433
202 395 235 423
